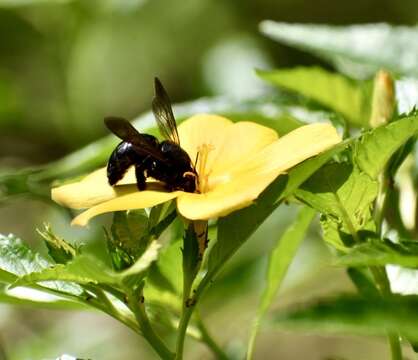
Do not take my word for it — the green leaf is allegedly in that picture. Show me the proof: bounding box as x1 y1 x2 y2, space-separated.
258 67 371 126
37 224 77 264
13 241 161 290
112 210 149 254
247 206 316 359
295 163 378 246
107 208 176 271
335 239 418 268
0 291 85 309
354 114 418 179
208 177 287 280
320 215 350 251
278 140 352 202
271 294 418 341
346 268 380 299
182 224 200 293
260 21 418 78
145 240 182 310
108 210 149 270
0 233 81 295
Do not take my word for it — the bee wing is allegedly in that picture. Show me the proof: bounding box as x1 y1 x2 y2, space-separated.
104 116 167 162
152 77 181 145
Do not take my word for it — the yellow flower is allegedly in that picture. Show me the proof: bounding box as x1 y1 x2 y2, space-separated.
52 115 341 226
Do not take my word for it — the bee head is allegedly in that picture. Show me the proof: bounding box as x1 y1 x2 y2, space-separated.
182 171 198 193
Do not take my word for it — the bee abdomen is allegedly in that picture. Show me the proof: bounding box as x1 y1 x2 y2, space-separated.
107 142 136 186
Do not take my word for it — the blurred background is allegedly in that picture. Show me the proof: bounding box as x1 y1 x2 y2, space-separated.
1 0 418 359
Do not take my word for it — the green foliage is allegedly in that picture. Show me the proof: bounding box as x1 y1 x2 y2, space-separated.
260 21 418 77
0 233 81 294
271 294 418 341
258 67 372 126
107 210 149 270
37 224 77 264
107 207 176 271
182 224 200 292
354 114 418 179
247 206 316 358
208 178 286 280
335 239 418 268
296 163 378 248
13 241 160 290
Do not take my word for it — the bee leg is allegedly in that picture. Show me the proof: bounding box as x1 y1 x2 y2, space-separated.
135 164 146 191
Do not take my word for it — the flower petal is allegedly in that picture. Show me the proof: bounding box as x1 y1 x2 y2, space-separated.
235 123 342 175
52 168 138 209
72 190 182 226
178 114 233 168
177 123 341 220
178 114 278 178
209 121 279 176
177 170 279 220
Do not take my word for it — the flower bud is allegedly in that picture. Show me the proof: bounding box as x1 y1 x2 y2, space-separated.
369 70 395 128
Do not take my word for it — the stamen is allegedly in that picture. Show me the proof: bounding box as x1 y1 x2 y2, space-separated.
196 143 214 193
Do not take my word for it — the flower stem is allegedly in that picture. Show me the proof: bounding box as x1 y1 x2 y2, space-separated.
175 221 208 360
372 169 403 360
388 333 403 360
175 304 194 360
126 289 174 360
82 285 140 334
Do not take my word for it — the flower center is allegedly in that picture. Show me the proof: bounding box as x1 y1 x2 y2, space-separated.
196 143 214 193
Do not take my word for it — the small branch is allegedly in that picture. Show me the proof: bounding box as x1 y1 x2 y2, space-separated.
175 221 208 360
82 285 140 334
126 289 175 360
372 166 403 360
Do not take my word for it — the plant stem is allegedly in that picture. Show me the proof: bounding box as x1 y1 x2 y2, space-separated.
175 303 194 360
82 285 140 334
372 168 403 360
195 312 229 360
126 290 174 360
388 333 403 360
175 221 208 360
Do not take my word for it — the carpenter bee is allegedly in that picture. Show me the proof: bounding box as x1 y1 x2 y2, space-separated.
105 78 198 193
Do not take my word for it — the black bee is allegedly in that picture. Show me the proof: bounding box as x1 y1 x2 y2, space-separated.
105 78 198 193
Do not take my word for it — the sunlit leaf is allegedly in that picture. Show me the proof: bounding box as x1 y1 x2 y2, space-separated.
0 234 81 295
13 241 160 290
354 114 418 179
37 224 77 264
335 239 418 268
258 67 372 126
260 21 418 78
295 163 378 247
145 240 182 311
0 284 85 309
271 294 418 341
